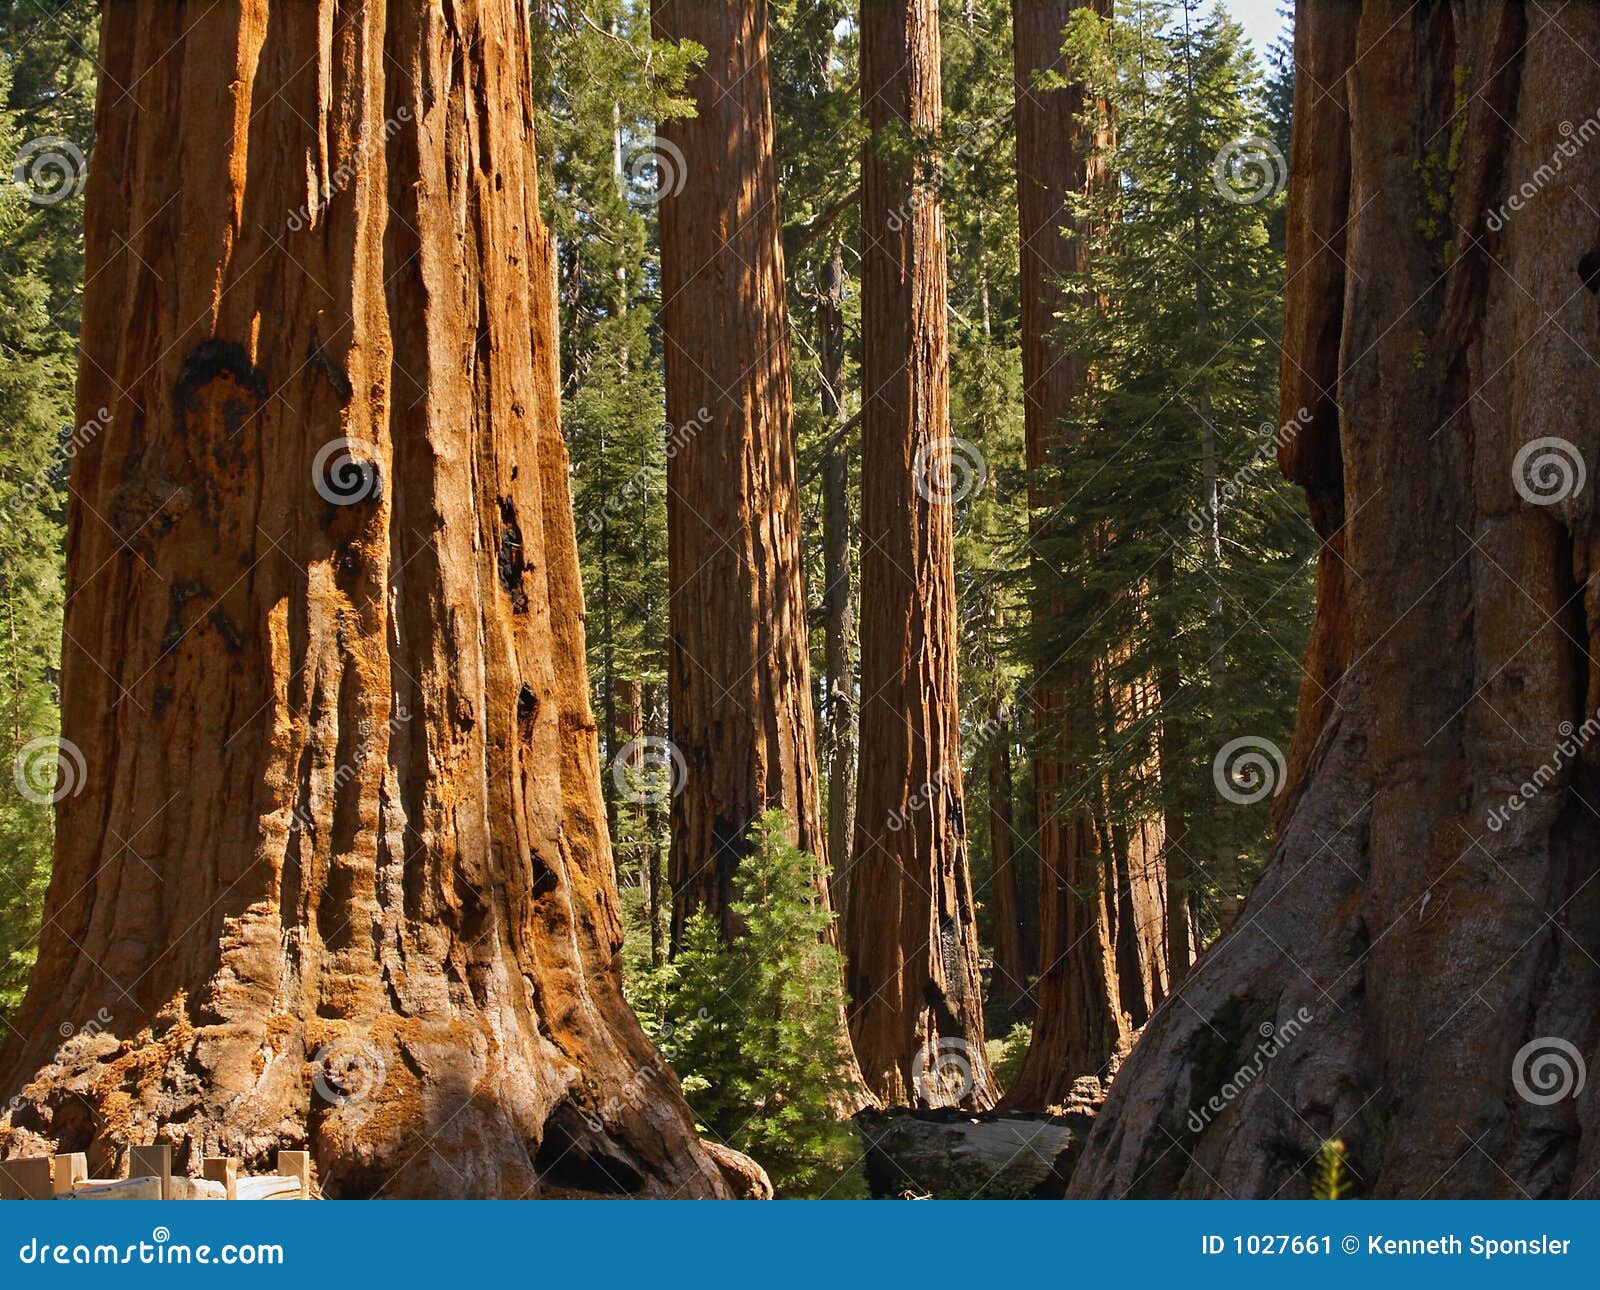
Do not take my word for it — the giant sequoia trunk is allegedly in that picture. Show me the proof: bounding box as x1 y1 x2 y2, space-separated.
0 0 740 1200
653 0 831 946
846 0 996 1111
1006 0 1155 1110
1072 0 1600 1199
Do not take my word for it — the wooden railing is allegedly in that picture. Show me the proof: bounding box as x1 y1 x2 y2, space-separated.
0 1146 311 1200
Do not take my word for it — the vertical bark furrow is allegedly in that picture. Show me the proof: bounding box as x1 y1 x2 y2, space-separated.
847 0 996 1111
652 0 832 946
1072 0 1600 1200
0 0 736 1200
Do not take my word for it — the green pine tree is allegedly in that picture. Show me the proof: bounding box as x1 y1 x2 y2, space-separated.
1029 0 1313 946
0 39 88 1015
634 811 862 1197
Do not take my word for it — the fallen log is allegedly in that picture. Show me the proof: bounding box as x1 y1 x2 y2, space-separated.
854 1108 1093 1199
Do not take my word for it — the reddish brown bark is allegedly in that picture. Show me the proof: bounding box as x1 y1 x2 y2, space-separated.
1005 0 1158 1110
653 0 831 945
1074 1 1600 1199
987 691 1027 1000
819 246 858 928
845 0 996 1111
0 0 743 1199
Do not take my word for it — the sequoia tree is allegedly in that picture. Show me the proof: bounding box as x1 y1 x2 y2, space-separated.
0 0 749 1199
1073 0 1600 1198
846 0 996 1110
1004 0 1147 1110
652 0 833 946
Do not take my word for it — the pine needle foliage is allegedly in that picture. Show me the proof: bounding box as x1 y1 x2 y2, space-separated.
633 812 862 1197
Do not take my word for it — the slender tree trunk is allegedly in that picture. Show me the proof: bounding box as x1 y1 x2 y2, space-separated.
847 0 996 1111
0 0 745 1199
1074 1 1600 1199
6 589 19 751
1157 651 1192 987
819 245 858 928
642 682 665 971
599 484 620 867
1005 0 1138 1110
618 677 644 881
987 683 1026 1002
653 0 831 944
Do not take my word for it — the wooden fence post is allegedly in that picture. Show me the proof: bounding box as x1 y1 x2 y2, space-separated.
277 1150 311 1199
0 1158 52 1200
129 1144 173 1200
202 1156 238 1200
